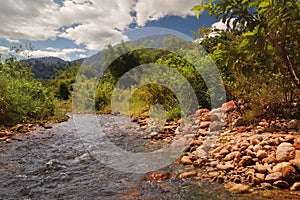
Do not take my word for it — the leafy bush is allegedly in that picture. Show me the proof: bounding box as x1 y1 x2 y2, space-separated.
0 57 54 126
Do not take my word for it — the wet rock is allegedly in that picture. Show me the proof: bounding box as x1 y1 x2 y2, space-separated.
273 180 289 189
276 142 296 162
256 150 268 159
145 171 172 182
290 182 300 191
5 138 12 143
228 183 250 193
179 171 198 179
265 172 283 182
0 136 10 141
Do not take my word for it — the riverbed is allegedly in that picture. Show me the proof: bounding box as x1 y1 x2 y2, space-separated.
0 114 298 199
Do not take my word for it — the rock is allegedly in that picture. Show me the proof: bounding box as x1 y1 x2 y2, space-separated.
260 182 273 190
145 171 173 182
254 164 269 174
256 150 268 159
281 165 298 184
222 100 237 112
290 182 300 191
209 122 223 131
224 151 241 161
194 108 210 117
237 126 248 133
228 183 250 193
179 171 198 179
246 149 256 157
273 162 291 172
202 114 212 121
239 156 254 167
262 154 276 164
265 172 283 182
216 163 234 171
219 149 230 156
273 180 289 189
248 135 263 145
199 122 210 129
5 138 12 143
233 117 247 126
149 132 159 137
253 144 263 153
170 137 193 148
255 173 265 182
180 156 193 165
290 159 300 170
0 136 10 141
288 120 297 130
276 142 296 162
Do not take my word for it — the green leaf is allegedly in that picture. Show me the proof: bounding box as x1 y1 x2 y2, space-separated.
242 31 256 37
259 1 270 8
191 5 201 11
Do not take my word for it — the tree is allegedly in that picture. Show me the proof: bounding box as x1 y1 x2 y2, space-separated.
192 0 300 90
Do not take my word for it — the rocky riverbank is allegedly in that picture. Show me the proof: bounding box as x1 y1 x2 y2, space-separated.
142 101 300 194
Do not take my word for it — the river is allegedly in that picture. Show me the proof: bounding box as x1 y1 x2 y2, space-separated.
0 114 298 199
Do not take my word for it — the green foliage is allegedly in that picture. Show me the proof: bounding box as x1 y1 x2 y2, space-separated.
0 56 54 126
193 0 300 120
92 38 217 120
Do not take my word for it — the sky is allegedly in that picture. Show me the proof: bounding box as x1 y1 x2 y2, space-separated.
0 0 226 61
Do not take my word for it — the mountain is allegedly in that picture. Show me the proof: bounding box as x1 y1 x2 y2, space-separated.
22 34 188 79
21 57 84 79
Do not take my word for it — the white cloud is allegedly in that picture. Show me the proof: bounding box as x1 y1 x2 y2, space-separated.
22 48 86 61
135 0 197 26
0 0 60 40
211 19 235 31
0 0 198 51
0 46 10 54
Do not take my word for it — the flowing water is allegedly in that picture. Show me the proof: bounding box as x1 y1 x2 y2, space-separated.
0 114 299 200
